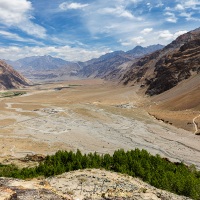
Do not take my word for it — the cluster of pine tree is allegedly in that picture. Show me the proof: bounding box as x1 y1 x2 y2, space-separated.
0 149 200 199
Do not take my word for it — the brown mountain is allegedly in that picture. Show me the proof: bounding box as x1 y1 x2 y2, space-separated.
118 27 200 133
0 60 29 90
121 27 200 96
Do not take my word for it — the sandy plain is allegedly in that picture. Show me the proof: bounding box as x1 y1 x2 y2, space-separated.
0 79 200 168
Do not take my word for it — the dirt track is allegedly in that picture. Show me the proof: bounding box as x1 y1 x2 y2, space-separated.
0 79 200 168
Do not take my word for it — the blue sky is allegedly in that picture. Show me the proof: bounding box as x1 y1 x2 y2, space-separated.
0 0 200 61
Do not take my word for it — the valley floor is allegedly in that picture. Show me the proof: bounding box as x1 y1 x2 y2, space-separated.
0 79 200 168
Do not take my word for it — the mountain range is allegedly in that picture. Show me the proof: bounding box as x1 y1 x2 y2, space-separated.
1 27 200 101
5 45 164 82
78 44 164 78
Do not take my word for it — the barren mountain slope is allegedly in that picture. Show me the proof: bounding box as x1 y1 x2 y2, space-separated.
78 45 164 78
151 74 200 110
121 27 200 96
0 60 29 90
147 74 200 132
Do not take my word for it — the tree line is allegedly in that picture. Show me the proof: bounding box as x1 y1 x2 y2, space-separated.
0 148 200 199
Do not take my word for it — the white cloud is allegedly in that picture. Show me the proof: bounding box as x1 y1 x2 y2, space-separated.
120 36 145 46
174 30 187 38
179 12 192 18
158 30 187 40
165 7 171 11
129 0 142 3
0 30 44 45
0 45 110 62
175 4 185 10
0 0 46 38
141 28 153 35
82 0 146 39
155 3 164 8
131 36 146 44
184 0 200 9
172 0 200 11
0 30 25 41
165 0 200 22
165 12 178 23
98 6 136 19
59 2 89 10
158 30 174 40
179 11 200 21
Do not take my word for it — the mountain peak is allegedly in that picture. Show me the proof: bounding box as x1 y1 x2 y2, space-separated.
126 44 164 57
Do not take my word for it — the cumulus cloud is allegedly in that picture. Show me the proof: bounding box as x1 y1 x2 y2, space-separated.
131 36 146 44
165 12 178 23
59 2 89 10
183 0 200 9
0 0 46 38
164 0 200 23
141 28 153 35
0 45 110 62
179 11 200 21
120 36 145 46
174 30 188 37
169 0 200 10
175 4 185 10
158 30 187 40
155 3 164 8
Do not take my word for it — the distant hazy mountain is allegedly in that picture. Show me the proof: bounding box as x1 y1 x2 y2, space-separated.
7 55 81 82
0 60 29 90
78 45 164 78
120 27 200 96
126 44 164 58
7 55 77 71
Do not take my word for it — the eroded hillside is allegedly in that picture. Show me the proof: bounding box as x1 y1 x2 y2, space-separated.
0 60 29 90
121 27 200 96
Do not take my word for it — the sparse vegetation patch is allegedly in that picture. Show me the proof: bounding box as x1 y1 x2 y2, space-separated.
0 91 26 98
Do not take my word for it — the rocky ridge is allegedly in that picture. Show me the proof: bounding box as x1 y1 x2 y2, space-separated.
0 169 191 200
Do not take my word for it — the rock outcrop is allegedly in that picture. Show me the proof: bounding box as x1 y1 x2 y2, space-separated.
0 169 191 200
0 60 29 90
